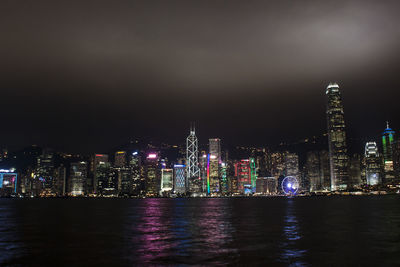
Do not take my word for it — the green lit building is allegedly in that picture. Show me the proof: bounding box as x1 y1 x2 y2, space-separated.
382 122 395 184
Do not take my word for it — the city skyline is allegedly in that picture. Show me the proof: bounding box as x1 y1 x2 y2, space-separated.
1 1 400 266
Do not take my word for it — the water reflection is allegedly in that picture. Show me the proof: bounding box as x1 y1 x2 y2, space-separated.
195 199 236 257
280 199 307 266
133 198 174 263
129 198 236 265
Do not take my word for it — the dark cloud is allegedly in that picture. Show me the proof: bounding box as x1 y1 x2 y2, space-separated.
1 0 400 152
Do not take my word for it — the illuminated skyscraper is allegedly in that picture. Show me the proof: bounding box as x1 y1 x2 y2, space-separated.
144 153 160 197
382 122 395 184
208 138 221 194
235 159 251 193
114 151 127 167
96 162 118 196
160 168 173 194
69 162 87 196
326 82 349 191
129 151 142 195
186 124 201 192
117 167 132 196
364 142 382 186
209 138 221 161
36 148 54 195
91 154 109 194
174 164 186 194
199 152 208 192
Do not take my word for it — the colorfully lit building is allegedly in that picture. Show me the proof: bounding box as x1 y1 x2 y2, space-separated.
326 82 349 191
365 142 382 186
234 159 257 193
174 164 186 194
382 122 395 184
208 138 222 194
69 162 87 196
208 155 220 194
199 152 208 192
0 169 17 197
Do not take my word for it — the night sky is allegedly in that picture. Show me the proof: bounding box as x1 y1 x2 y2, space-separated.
1 0 400 153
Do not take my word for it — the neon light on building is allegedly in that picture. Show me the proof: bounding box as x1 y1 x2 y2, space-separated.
147 153 157 159
250 158 257 192
207 154 210 194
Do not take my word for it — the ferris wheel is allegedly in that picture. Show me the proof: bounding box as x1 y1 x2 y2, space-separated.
281 176 299 195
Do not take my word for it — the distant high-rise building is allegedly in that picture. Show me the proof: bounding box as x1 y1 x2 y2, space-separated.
349 154 362 188
129 151 142 195
144 153 160 196
114 151 127 167
160 168 173 194
36 148 54 194
117 167 132 196
54 165 66 196
270 152 285 179
69 162 87 196
392 140 400 185
174 164 186 194
305 151 322 192
186 124 201 193
365 142 382 186
95 162 118 196
199 152 208 193
284 152 299 177
91 154 109 194
209 138 221 161
255 177 277 195
382 122 395 184
220 162 229 194
234 158 257 193
208 138 221 194
326 82 349 191
235 159 251 193
305 150 331 192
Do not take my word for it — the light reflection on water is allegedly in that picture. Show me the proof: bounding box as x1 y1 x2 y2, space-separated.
1 196 400 266
280 199 307 266
131 198 237 265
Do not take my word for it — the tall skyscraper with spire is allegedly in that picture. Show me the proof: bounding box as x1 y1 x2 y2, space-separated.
382 121 395 184
326 82 349 191
186 123 201 193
